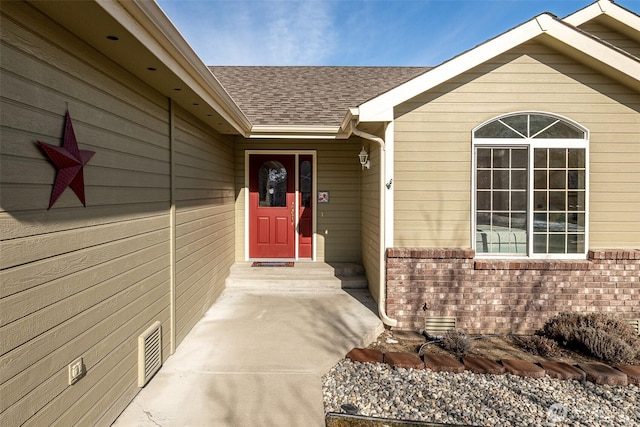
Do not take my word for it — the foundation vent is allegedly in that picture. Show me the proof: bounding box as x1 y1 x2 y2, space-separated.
138 321 162 387
424 316 457 337
626 319 640 335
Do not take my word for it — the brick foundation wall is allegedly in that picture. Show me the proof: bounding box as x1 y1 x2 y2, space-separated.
386 248 640 334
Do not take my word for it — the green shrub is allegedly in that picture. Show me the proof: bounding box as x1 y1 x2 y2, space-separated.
540 312 639 364
514 335 560 358
441 329 474 356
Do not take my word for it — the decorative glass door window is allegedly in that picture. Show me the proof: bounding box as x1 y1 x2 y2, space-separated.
473 112 588 258
259 161 287 207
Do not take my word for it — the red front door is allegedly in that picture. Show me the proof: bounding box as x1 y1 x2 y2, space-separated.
249 155 296 258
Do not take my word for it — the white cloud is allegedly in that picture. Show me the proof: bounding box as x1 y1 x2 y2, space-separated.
265 1 337 64
159 0 339 65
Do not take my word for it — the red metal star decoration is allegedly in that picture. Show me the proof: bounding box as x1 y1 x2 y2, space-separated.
37 110 95 209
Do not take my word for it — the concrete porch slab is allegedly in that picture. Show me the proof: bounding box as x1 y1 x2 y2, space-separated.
113 288 383 426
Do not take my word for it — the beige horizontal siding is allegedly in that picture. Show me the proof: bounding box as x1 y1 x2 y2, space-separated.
2 270 170 426
173 108 235 346
1 6 238 422
393 41 640 249
0 3 173 425
360 143 381 303
578 21 640 58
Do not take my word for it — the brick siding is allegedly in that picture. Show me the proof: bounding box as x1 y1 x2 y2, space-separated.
386 248 640 334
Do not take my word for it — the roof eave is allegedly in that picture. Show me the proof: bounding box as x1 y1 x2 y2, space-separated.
358 13 639 122
32 0 252 136
357 17 546 122
111 0 252 135
563 0 640 43
537 16 640 91
249 125 350 140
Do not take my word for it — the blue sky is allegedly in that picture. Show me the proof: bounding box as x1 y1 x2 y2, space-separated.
156 0 640 66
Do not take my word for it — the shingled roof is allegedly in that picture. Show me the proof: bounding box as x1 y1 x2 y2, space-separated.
209 66 430 128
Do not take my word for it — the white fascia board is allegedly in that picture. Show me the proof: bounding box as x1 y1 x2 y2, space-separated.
359 108 394 123
340 108 359 132
563 0 610 25
249 125 347 139
98 0 252 135
564 0 640 41
359 13 639 121
539 14 640 86
358 18 545 122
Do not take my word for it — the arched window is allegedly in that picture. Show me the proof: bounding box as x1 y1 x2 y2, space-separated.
473 112 588 258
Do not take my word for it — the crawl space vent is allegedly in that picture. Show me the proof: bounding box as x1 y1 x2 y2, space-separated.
424 316 457 337
138 321 162 387
626 319 640 335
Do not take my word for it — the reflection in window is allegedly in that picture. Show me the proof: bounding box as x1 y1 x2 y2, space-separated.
474 113 588 257
475 113 585 140
476 147 528 254
259 161 287 207
300 160 311 208
533 148 586 254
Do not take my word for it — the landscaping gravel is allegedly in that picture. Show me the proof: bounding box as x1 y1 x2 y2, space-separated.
323 359 640 426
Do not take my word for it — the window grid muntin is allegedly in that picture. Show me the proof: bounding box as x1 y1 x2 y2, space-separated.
475 113 586 140
532 147 586 254
473 112 588 259
475 146 528 255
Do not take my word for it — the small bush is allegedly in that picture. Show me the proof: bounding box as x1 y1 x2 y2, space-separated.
540 312 640 364
577 327 637 364
441 329 474 356
514 335 560 358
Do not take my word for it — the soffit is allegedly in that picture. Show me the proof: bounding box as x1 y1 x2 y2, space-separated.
29 0 250 136
580 14 640 48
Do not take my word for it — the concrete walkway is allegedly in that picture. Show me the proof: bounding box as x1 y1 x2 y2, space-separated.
113 288 383 426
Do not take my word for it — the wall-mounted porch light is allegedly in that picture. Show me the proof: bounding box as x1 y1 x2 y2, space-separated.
358 146 370 170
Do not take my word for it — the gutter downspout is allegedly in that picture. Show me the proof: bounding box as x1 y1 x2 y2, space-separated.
350 121 398 327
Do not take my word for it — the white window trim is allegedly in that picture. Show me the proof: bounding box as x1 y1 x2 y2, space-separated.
471 112 589 259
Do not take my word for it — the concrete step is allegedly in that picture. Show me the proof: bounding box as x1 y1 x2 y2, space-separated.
225 262 368 290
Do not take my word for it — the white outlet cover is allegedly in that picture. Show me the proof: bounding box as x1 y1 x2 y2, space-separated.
69 357 84 385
